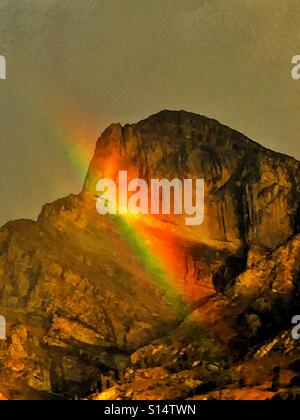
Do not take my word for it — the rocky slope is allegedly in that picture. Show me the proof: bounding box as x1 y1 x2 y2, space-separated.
0 110 300 400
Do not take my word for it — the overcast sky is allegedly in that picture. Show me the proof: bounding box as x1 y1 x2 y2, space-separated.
0 0 300 225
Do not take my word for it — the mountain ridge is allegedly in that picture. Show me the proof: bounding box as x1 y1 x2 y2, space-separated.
0 110 300 400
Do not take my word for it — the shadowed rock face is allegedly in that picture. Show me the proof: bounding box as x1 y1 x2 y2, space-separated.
0 110 300 399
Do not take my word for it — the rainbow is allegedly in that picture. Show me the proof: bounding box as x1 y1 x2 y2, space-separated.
8 81 195 315
37 111 199 314
112 214 188 315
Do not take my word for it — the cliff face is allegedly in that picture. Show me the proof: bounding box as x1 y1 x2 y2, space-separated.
0 110 300 400
85 110 300 250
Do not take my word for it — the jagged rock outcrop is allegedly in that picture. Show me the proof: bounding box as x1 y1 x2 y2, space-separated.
0 110 299 399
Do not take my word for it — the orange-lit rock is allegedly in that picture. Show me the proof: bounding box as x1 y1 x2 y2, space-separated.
0 110 300 399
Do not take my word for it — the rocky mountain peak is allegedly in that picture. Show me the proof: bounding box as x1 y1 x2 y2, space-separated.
0 110 300 399
84 110 300 250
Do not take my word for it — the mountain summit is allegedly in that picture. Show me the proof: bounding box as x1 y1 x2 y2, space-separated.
0 110 300 400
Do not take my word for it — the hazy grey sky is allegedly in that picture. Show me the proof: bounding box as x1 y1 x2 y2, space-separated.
0 0 300 225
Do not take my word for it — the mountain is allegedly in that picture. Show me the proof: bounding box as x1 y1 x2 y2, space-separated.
0 110 300 400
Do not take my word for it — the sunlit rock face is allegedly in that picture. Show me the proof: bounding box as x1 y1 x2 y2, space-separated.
0 110 300 399
83 109 300 304
84 110 300 250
